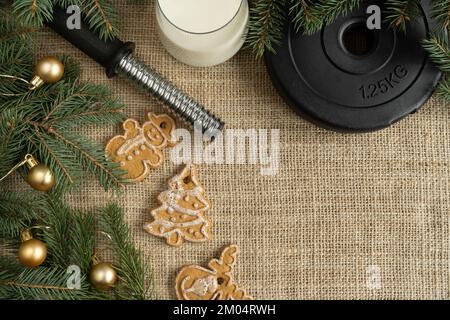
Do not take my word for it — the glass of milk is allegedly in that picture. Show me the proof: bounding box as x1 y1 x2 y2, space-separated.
156 0 249 67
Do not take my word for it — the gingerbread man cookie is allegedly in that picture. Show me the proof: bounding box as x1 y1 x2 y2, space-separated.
175 245 252 300
143 164 212 246
105 113 177 182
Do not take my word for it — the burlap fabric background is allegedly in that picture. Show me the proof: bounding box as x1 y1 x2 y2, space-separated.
21 0 450 299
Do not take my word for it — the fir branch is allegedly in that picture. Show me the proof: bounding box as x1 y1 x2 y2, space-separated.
246 0 362 56
59 55 81 82
435 76 450 100
0 109 28 176
302 0 362 35
422 33 450 72
0 10 38 44
0 191 46 239
42 198 95 273
6 1 145 43
385 0 421 31
12 0 53 27
28 128 81 190
0 259 92 300
0 198 151 300
53 0 84 8
290 0 321 35
48 129 126 191
83 0 119 41
245 0 287 57
432 0 450 29
99 203 152 300
0 13 126 193
41 81 124 129
0 17 34 100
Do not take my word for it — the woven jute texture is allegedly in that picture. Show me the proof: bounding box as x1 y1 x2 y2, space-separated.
29 1 449 299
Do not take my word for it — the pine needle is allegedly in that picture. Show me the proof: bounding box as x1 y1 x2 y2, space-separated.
245 0 287 58
435 76 450 100
99 203 153 300
83 0 119 41
422 33 450 72
385 0 421 31
431 0 450 29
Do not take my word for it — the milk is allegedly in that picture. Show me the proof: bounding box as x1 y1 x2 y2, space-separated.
156 0 249 67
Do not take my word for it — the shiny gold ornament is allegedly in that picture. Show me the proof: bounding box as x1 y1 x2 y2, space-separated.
25 155 56 192
0 154 56 192
18 230 47 267
29 56 64 90
89 257 118 290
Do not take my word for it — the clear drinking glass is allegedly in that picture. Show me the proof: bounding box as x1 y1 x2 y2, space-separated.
156 0 249 67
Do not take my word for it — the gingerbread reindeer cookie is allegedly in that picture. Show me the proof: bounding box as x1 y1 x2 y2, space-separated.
175 245 252 300
105 113 177 182
144 164 212 246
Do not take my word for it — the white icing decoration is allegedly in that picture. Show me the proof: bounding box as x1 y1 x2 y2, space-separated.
148 198 210 243
116 126 163 166
176 246 250 301
184 276 218 297
162 188 210 216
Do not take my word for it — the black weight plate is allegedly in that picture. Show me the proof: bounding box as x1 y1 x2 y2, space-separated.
265 0 443 132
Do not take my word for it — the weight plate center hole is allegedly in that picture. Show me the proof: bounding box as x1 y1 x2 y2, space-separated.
341 23 378 57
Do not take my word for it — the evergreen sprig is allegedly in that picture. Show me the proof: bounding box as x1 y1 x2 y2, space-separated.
99 203 153 300
422 33 450 72
10 0 145 41
432 0 450 29
435 76 450 100
246 0 287 57
0 191 46 239
41 198 95 273
422 33 450 102
298 0 362 34
385 0 421 31
83 0 119 41
12 0 54 28
290 0 321 35
0 11 127 194
0 259 94 300
0 195 151 300
247 0 363 57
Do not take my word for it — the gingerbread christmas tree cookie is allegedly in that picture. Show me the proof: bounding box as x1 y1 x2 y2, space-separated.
105 113 177 183
144 164 212 246
175 245 252 300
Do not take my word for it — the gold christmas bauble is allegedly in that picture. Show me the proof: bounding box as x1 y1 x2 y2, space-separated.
27 163 56 192
35 56 65 83
18 239 48 267
89 262 118 290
